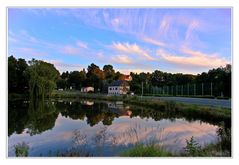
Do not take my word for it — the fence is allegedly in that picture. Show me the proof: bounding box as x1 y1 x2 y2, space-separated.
142 82 226 97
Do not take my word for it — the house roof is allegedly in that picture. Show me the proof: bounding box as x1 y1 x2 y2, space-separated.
109 80 129 86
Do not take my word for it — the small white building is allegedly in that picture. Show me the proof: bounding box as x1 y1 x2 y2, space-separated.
81 87 94 93
108 80 130 95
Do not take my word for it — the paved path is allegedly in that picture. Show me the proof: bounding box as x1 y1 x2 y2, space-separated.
143 96 231 109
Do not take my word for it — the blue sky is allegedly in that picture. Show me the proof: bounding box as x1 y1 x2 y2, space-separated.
8 8 231 74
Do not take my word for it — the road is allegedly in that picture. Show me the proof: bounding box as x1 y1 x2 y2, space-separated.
142 96 231 109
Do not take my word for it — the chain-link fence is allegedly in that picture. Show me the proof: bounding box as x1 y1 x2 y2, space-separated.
142 82 227 97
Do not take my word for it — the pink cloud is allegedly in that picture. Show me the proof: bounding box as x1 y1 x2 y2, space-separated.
157 48 229 68
141 36 166 47
76 40 88 49
47 60 83 72
61 45 82 55
111 42 156 61
17 47 48 57
111 55 133 65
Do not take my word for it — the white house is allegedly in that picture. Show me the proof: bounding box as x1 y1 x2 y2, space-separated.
81 87 94 93
108 80 130 95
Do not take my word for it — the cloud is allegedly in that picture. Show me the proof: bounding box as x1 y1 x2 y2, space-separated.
111 55 133 65
61 45 82 55
48 60 83 73
20 30 39 43
141 36 167 47
111 42 156 61
157 48 229 68
16 47 48 57
76 40 88 49
185 20 200 41
158 15 172 36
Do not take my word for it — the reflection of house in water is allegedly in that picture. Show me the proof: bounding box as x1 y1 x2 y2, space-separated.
81 87 94 93
80 100 94 106
107 102 132 117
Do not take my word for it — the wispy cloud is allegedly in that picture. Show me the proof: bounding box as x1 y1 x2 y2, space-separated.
111 55 133 65
157 47 229 68
111 42 156 61
76 40 88 49
141 36 167 47
8 8 231 74
48 60 83 73
185 20 200 41
15 47 48 58
61 45 82 55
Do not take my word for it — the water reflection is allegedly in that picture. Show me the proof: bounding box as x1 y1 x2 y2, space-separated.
8 99 228 156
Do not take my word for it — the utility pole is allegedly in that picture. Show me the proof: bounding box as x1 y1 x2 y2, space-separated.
181 85 183 96
194 84 196 96
211 82 213 96
141 82 144 98
202 83 204 96
171 86 173 96
187 83 189 96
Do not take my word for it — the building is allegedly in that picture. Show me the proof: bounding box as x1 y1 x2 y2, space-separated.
108 80 130 95
81 87 94 93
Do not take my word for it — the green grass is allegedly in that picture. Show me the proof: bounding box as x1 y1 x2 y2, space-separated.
120 144 172 157
51 90 230 120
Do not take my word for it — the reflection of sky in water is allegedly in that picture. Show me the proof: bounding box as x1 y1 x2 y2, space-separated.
8 113 219 156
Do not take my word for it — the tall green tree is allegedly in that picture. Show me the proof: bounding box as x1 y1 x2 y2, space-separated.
27 59 60 99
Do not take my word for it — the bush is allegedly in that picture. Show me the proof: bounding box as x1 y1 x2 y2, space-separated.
184 136 204 156
14 142 29 157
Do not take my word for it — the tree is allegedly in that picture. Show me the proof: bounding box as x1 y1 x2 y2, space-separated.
56 78 67 89
86 63 104 91
8 56 29 93
27 59 60 99
103 64 115 81
61 71 69 80
68 70 86 90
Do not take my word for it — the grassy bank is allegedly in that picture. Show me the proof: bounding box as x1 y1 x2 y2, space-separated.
51 90 231 120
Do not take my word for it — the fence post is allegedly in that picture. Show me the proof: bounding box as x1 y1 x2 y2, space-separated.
194 84 196 96
181 85 183 96
187 83 189 96
202 83 204 96
171 86 173 96
211 82 213 96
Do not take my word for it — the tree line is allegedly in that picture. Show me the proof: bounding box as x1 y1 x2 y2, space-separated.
8 55 231 98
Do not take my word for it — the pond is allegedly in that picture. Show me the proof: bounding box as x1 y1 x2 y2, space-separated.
8 99 226 157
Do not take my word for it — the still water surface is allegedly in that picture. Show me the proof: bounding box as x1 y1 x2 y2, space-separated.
8 99 220 156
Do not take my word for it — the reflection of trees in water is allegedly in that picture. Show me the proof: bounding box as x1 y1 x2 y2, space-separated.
8 99 58 136
27 99 58 135
56 101 119 126
8 101 30 136
129 105 231 129
9 99 230 137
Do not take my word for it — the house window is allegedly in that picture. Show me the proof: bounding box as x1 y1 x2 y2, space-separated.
115 87 118 90
109 87 112 90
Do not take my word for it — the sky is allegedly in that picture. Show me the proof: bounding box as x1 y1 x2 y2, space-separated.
8 8 231 74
